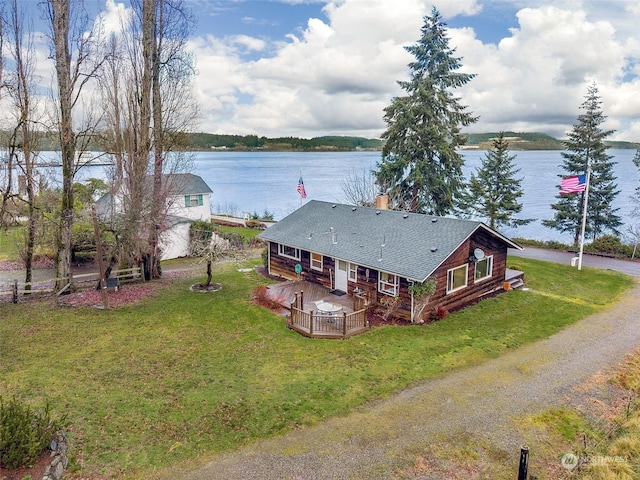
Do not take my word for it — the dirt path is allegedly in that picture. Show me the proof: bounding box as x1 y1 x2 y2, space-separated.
164 282 640 480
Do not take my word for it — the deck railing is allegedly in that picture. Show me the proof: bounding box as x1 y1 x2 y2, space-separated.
289 292 369 339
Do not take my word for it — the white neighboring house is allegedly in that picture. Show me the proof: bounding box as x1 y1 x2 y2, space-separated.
96 173 213 260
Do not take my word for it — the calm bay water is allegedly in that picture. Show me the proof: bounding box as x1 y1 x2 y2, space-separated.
68 149 639 243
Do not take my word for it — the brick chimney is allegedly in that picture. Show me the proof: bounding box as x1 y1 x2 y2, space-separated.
375 194 389 210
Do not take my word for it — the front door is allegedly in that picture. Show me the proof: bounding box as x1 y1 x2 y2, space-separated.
335 259 348 292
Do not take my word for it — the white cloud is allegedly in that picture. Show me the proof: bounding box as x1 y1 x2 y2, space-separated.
435 0 482 18
452 3 638 139
190 0 640 141
97 0 133 35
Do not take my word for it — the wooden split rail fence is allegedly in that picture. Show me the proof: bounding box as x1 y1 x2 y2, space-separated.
0 267 143 303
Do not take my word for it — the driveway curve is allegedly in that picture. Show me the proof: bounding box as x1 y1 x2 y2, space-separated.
168 252 640 480
509 246 640 276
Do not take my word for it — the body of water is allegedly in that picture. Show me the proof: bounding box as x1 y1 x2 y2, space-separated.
61 149 640 243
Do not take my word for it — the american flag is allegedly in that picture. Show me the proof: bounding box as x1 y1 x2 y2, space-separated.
297 176 307 198
560 174 586 194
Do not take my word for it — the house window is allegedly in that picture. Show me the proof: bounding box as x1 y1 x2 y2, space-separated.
185 194 203 207
446 264 468 294
311 252 323 271
278 244 300 260
348 263 358 282
378 271 398 296
474 256 493 282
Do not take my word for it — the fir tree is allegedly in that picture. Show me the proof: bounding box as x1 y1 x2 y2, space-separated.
459 132 532 230
543 83 620 245
632 148 640 215
375 7 477 216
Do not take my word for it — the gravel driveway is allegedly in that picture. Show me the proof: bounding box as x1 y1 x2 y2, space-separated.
167 263 640 479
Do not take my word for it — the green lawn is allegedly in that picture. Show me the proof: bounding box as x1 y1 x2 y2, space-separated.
0 227 22 261
214 224 262 243
0 257 634 478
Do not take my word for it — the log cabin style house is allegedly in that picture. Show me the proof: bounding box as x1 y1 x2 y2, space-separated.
258 198 523 323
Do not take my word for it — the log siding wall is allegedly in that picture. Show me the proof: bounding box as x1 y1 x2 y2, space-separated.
267 228 511 322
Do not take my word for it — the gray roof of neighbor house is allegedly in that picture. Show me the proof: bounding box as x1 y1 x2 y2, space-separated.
165 173 213 195
258 200 521 282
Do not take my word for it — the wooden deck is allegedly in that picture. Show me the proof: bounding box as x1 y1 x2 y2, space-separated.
265 269 524 338
266 280 370 339
266 280 360 312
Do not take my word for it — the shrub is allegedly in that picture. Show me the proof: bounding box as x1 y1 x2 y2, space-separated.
380 295 401 321
430 305 449 322
512 238 571 250
252 285 286 312
586 235 633 258
217 231 244 249
244 219 266 230
0 397 67 469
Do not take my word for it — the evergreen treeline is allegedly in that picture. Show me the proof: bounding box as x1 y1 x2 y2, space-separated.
188 133 383 151
465 132 565 150
465 132 639 150
4 131 638 152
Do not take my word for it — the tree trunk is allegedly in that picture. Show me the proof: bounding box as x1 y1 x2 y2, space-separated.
140 0 156 276
206 260 212 287
50 0 76 291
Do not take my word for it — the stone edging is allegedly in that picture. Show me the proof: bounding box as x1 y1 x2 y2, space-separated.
42 431 68 480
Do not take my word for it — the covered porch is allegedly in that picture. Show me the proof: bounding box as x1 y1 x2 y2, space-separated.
265 280 371 339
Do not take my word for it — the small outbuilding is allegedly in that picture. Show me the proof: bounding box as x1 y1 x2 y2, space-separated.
96 173 213 260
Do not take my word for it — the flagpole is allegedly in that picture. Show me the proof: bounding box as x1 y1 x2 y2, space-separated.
577 163 591 271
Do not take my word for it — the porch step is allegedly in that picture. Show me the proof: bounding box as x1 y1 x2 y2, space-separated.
508 278 525 289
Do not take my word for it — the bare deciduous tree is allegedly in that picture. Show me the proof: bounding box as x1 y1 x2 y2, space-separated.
97 0 196 278
189 224 245 289
341 168 378 207
44 0 106 290
3 0 42 290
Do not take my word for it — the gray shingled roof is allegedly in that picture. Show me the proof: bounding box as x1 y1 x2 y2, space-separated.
258 200 521 282
162 173 213 195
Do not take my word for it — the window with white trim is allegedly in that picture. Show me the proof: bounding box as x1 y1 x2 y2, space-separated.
278 244 300 260
311 252 323 271
474 256 493 282
378 271 399 296
185 194 203 207
348 263 357 282
446 264 468 294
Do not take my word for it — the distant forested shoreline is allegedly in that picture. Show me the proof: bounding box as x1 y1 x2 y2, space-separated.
188 131 639 151
4 131 638 152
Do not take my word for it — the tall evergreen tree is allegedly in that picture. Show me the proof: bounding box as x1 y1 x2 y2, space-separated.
543 83 620 245
459 132 532 230
375 7 477 216
632 148 640 215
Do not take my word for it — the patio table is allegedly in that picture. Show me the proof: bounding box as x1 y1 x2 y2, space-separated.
316 302 343 322
316 302 342 314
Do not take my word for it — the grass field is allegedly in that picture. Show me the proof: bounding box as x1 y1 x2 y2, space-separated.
0 256 634 478
0 227 22 261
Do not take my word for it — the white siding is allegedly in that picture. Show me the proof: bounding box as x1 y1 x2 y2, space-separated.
160 222 192 260
168 193 211 221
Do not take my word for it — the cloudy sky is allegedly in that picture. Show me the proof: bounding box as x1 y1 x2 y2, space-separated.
178 0 640 142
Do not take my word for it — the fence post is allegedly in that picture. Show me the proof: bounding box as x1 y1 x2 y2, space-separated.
342 312 347 336
518 445 529 480
309 311 314 336
13 279 18 303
